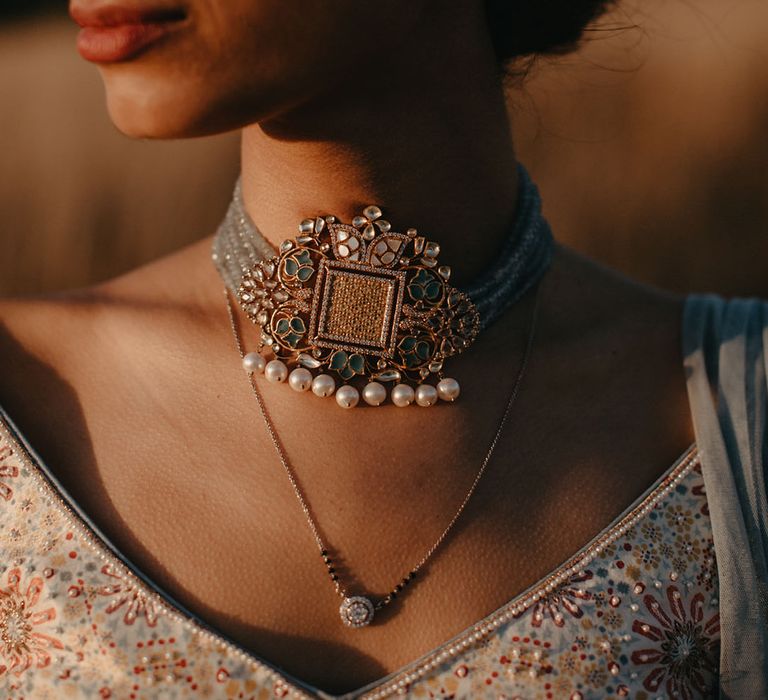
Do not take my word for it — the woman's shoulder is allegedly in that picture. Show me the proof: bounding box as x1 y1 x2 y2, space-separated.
0 294 81 387
0 292 110 467
0 290 110 399
0 242 222 382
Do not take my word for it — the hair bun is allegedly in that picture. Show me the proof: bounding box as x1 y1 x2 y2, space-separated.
486 0 615 61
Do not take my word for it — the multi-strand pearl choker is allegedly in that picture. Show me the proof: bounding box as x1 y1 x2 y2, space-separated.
212 162 554 408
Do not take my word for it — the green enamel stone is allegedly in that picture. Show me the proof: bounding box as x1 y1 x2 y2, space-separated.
425 281 441 300
348 354 365 374
330 351 348 370
408 284 424 300
415 341 431 360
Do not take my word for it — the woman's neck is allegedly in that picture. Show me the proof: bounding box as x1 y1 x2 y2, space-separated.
239 4 520 289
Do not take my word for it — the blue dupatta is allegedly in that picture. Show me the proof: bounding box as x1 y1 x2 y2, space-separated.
684 294 768 698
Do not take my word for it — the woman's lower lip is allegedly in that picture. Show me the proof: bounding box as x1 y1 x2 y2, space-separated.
76 22 177 63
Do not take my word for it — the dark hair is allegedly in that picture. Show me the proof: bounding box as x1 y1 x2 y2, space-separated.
486 0 615 62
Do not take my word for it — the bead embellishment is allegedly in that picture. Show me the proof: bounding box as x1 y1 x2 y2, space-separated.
340 596 375 628
235 205 479 407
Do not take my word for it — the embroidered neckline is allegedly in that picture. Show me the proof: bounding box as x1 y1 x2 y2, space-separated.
0 406 698 699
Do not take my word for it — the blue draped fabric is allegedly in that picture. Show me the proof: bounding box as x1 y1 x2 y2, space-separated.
683 294 768 698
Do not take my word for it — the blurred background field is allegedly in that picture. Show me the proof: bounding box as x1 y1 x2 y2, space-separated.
1 1 766 297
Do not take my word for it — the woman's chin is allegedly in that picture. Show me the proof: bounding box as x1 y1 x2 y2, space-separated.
102 86 223 140
100 77 287 139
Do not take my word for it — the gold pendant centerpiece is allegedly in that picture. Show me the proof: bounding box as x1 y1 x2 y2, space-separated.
237 205 480 407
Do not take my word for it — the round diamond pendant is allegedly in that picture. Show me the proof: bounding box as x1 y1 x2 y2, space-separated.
339 596 375 628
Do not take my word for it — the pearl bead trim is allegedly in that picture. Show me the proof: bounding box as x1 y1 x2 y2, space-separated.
1 413 698 700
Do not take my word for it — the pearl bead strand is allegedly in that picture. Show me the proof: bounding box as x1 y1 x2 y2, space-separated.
264 359 288 383
335 385 360 409
242 352 265 374
288 368 312 392
362 382 387 406
244 350 460 409
311 374 336 397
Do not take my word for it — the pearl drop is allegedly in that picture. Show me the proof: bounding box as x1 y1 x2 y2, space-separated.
362 381 387 406
437 377 460 401
288 367 312 392
336 385 360 409
415 384 438 407
242 352 266 374
264 359 288 383
311 373 336 397
391 384 415 407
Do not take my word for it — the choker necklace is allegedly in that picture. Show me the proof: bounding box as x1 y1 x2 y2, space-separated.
214 162 552 627
212 162 553 407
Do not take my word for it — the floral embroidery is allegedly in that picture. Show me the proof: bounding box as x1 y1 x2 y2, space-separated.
672 553 690 575
0 445 18 501
631 585 719 698
675 534 702 562
633 542 661 571
692 484 709 516
640 521 663 542
0 568 64 677
658 541 675 560
558 650 582 675
529 570 592 627
602 608 624 629
696 539 718 593
692 463 709 516
95 563 160 627
593 634 621 660
582 661 608 688
665 505 694 532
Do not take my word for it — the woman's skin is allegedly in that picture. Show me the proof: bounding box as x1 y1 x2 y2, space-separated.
0 0 694 693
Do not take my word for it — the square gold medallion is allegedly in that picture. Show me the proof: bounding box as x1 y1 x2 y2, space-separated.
309 259 406 357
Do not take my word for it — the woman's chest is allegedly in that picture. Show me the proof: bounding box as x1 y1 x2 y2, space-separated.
0 414 718 698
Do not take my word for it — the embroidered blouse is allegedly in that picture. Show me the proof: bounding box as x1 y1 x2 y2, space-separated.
0 412 720 699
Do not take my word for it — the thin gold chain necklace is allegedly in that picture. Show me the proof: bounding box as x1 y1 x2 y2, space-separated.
223 284 542 628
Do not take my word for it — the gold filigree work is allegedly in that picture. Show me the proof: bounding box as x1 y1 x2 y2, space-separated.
236 206 480 393
309 260 407 358
323 273 392 343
